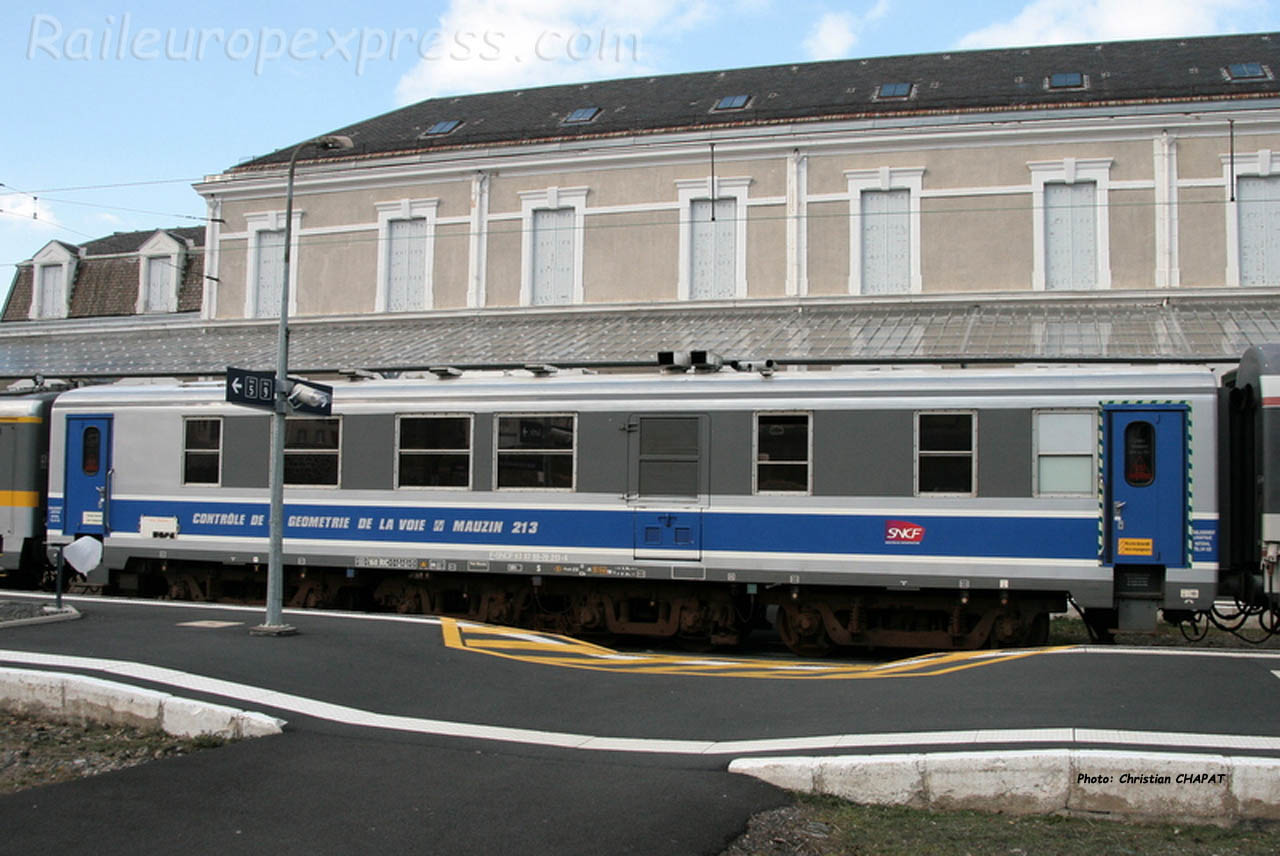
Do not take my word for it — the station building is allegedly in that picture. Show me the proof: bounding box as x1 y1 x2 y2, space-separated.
4 31 1280 378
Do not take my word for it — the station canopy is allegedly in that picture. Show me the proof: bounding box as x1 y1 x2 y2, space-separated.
1 291 1278 380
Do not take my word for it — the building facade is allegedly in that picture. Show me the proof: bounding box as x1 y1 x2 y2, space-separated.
196 33 1280 324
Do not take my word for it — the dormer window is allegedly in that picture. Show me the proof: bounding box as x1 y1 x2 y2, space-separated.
562 107 600 124
1048 71 1085 89
875 82 912 99
136 230 186 314
27 241 77 320
1227 62 1267 81
712 94 751 111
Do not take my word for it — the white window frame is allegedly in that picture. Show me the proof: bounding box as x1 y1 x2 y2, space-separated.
1029 158 1113 291
395 413 472 490
28 241 77 320
519 187 588 306
136 231 186 315
244 210 302 318
1224 149 1279 287
493 412 577 491
845 167 924 295
182 416 223 486
753 411 812 495
1032 408 1097 497
676 176 751 300
914 410 977 497
375 198 439 312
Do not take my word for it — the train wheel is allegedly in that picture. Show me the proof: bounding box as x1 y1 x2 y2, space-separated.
777 605 834 658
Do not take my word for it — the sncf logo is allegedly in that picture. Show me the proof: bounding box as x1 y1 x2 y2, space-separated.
885 520 925 544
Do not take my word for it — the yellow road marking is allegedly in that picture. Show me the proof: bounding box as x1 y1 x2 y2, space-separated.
438 617 1065 680
0 417 42 424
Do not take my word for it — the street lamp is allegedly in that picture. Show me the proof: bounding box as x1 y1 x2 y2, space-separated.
252 134 353 637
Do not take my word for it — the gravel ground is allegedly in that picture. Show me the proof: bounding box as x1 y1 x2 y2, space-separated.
0 712 220 796
0 601 45 622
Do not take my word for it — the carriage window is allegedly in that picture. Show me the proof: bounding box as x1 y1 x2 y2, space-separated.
285 417 340 486
1035 410 1095 495
1124 421 1155 487
756 413 810 493
398 415 471 488
916 412 975 495
81 427 101 476
183 418 222 485
496 414 574 489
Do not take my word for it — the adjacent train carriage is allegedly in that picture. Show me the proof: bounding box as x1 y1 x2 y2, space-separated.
0 388 57 588
40 353 1263 653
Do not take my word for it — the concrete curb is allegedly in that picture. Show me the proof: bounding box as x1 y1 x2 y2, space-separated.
0 605 83 629
0 666 286 739
729 749 1280 824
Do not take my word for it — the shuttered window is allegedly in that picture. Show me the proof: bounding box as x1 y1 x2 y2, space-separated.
387 218 428 311
36 265 63 319
144 256 172 313
690 198 736 299
1238 175 1280 286
531 208 575 305
254 229 285 318
1044 181 1097 290
860 188 910 294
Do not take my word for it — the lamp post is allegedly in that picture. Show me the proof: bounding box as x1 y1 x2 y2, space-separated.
252 134 353 637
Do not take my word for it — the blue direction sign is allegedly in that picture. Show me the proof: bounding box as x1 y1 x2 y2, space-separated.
226 366 277 409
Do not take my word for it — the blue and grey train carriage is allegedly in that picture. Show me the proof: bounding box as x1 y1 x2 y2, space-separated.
36 347 1280 653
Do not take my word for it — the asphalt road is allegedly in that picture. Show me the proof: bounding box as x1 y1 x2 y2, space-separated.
3 593 1280 855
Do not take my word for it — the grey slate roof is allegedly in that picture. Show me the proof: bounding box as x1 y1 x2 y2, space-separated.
234 32 1280 171
1 291 1277 380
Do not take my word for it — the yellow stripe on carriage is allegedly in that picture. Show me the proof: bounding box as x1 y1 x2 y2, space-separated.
0 491 40 508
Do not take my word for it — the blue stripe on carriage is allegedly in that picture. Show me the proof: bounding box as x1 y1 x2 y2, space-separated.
46 496 1175 562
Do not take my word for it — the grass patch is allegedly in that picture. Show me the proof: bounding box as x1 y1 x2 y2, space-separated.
788 795 1280 856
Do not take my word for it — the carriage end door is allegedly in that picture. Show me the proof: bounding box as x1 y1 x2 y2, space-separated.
1103 405 1188 567
64 415 113 536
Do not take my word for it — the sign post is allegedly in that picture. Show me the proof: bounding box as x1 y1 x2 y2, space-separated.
225 366 333 637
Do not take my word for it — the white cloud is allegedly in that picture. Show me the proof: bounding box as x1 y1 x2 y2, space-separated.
802 1 890 61
394 0 712 104
1 193 63 249
957 0 1260 49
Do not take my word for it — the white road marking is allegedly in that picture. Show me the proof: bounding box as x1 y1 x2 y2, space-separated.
176 620 244 629
2 648 1279 756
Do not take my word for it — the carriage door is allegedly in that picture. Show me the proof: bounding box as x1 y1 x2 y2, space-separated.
628 415 706 561
1103 406 1188 568
64 416 113 536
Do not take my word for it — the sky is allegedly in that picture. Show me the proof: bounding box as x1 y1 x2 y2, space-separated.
4 0 1280 306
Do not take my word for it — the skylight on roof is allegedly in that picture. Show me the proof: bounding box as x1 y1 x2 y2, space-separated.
1228 62 1266 80
876 82 912 99
424 119 462 136
1049 71 1085 89
713 94 750 111
563 107 601 124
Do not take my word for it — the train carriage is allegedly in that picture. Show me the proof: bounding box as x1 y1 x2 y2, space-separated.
0 388 58 588
34 348 1279 653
